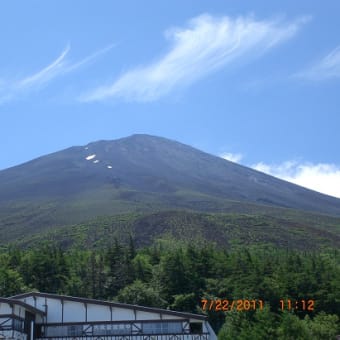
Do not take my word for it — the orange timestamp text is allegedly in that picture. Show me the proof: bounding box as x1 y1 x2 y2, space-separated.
201 299 264 312
279 299 315 311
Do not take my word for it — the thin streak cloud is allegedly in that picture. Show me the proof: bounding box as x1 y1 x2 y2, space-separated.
295 45 340 80
80 14 309 102
0 43 114 104
65 43 116 73
18 44 71 89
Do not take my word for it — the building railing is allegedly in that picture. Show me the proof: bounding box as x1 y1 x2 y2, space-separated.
0 316 27 334
36 335 210 340
36 320 209 338
1 318 211 339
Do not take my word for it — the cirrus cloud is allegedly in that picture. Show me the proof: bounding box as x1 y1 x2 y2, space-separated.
0 43 114 105
295 45 340 81
80 14 309 102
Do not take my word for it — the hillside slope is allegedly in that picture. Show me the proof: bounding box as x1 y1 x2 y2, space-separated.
0 134 339 243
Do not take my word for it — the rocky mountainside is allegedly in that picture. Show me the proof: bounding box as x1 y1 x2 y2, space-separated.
0 134 339 243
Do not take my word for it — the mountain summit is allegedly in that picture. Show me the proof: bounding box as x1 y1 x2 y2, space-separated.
0 134 339 242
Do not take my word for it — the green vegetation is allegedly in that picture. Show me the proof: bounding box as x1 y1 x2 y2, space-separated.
0 239 339 338
1 136 339 339
7 210 340 251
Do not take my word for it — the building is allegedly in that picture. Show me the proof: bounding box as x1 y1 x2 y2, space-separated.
0 292 217 340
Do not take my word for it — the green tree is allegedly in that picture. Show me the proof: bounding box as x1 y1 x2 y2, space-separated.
19 244 69 293
305 312 339 340
277 312 310 340
117 280 166 307
170 293 197 312
0 268 26 296
218 311 252 340
247 306 277 340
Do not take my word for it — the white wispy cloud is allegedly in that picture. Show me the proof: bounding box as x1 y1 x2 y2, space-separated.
220 152 243 163
252 161 340 198
64 43 116 73
295 45 340 80
0 43 114 104
17 44 71 90
80 14 308 102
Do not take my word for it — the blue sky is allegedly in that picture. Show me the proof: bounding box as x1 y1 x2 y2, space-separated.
1 1 340 198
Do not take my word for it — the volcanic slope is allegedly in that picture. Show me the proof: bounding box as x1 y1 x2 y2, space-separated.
0 134 339 243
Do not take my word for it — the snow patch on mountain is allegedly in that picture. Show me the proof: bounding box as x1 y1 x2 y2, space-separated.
85 154 96 160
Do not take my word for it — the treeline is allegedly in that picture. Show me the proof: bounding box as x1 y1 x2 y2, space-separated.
0 239 339 339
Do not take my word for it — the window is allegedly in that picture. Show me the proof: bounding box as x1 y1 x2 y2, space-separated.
142 322 182 334
189 322 203 334
93 324 131 336
67 325 83 336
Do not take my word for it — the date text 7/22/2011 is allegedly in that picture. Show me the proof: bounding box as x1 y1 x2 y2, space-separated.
201 299 315 312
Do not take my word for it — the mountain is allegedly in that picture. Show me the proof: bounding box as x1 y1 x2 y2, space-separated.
16 210 340 251
0 134 340 245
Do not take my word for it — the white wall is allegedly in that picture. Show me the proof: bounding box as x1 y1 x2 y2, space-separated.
44 298 62 323
0 302 12 314
135 310 162 320
12 305 24 318
22 296 36 308
111 306 135 321
87 303 111 322
62 300 85 322
160 314 182 320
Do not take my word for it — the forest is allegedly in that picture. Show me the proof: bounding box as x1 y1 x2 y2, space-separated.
0 238 339 339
